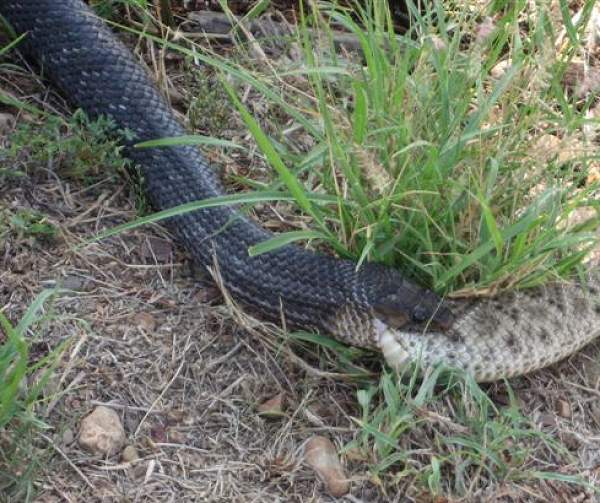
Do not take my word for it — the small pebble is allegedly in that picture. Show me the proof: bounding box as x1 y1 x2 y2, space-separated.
78 406 126 456
121 445 139 463
61 428 75 446
475 16 496 43
556 399 572 419
257 393 285 417
490 59 512 79
134 312 157 332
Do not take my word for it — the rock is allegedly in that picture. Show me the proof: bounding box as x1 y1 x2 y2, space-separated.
475 17 496 43
304 436 350 497
257 393 285 417
556 399 572 419
537 413 558 428
78 406 126 456
588 164 600 185
0 113 15 135
121 445 139 463
134 312 157 332
61 275 88 291
61 428 75 446
490 59 512 80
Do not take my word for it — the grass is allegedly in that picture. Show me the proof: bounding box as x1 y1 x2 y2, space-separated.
346 368 587 495
4 109 131 183
2 0 600 499
1 209 58 242
0 41 125 498
0 290 65 501
220 0 599 296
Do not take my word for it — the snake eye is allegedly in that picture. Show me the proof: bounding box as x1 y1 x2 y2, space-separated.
411 304 429 323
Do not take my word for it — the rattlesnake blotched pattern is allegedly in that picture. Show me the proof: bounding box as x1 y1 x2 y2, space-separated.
3 0 599 381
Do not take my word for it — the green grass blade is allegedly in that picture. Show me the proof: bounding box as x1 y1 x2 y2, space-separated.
248 230 327 256
135 135 247 150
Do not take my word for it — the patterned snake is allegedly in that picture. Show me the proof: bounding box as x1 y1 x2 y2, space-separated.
2 0 599 382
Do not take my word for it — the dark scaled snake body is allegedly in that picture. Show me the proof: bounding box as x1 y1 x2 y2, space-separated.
2 0 599 382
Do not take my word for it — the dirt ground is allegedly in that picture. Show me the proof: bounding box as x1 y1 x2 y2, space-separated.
3 2 600 502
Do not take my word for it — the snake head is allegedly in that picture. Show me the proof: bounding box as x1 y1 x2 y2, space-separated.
372 282 454 331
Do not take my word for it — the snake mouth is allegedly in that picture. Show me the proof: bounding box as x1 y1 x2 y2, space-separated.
374 300 454 332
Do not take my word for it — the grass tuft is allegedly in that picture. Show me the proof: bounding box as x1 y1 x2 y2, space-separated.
0 290 66 501
193 0 600 296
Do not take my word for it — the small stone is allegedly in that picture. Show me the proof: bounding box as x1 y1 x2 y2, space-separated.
537 413 557 428
556 400 572 419
134 312 157 332
304 436 350 497
61 275 87 291
78 406 126 456
121 445 139 463
0 113 15 135
345 446 368 462
139 237 173 263
490 59 512 80
62 428 75 446
429 35 446 51
257 393 285 417
588 164 600 185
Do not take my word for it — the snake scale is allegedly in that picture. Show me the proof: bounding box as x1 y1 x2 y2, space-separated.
2 0 599 382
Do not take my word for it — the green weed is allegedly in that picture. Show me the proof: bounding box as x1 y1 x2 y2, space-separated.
4 109 130 183
120 0 600 297
0 290 66 501
3 209 57 243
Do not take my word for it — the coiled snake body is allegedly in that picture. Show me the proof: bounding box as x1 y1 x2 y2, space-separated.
3 0 599 381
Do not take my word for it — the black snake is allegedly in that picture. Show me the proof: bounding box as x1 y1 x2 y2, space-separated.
2 0 599 381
